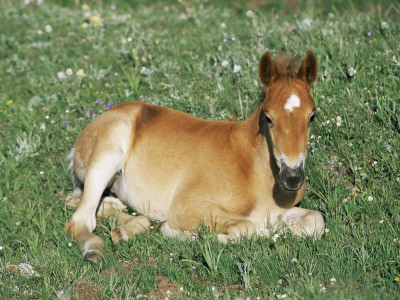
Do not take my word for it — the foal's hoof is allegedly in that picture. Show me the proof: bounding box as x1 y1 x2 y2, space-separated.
111 227 128 244
83 250 103 263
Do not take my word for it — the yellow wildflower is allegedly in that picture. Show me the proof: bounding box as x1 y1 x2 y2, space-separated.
76 69 86 78
7 100 13 105
81 22 88 29
395 277 400 282
90 15 103 27
81 4 90 11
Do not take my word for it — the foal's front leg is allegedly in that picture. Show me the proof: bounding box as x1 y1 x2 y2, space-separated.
278 207 325 239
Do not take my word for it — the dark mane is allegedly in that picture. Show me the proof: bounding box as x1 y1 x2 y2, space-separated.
258 53 302 103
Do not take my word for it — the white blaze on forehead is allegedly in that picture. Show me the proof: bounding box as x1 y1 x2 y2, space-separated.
284 94 301 112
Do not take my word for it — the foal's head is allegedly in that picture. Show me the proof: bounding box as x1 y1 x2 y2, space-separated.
258 51 318 191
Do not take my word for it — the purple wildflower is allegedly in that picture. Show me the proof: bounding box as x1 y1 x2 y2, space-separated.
87 107 94 117
94 99 103 105
62 121 68 127
106 101 114 110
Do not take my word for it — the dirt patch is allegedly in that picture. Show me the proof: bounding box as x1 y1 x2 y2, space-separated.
145 275 182 299
72 283 100 300
196 274 243 293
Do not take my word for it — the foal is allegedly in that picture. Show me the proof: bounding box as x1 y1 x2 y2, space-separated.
66 50 324 262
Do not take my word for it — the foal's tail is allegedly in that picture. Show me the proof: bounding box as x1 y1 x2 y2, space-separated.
67 147 75 172
65 147 83 209
67 147 82 188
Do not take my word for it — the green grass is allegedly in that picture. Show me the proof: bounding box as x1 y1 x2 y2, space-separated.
1 0 400 298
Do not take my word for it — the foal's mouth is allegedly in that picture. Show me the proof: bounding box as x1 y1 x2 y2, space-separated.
278 161 305 191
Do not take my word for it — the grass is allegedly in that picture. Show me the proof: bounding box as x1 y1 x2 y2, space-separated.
0 0 399 298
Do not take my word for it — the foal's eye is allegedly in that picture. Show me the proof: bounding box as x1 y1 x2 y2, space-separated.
265 114 273 128
309 112 316 126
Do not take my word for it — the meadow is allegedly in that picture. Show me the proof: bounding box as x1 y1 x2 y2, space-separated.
0 0 399 298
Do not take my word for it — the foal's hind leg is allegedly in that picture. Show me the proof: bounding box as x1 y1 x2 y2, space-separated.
65 147 125 262
96 196 151 243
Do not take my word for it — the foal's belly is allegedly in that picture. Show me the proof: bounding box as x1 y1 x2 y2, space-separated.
111 157 177 222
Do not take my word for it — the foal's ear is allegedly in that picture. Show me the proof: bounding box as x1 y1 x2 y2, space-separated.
297 50 318 85
258 52 277 86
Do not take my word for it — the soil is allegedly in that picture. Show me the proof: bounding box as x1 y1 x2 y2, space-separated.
145 274 182 299
72 283 100 300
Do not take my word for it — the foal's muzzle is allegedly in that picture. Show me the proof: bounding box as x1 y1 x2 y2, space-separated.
279 161 305 191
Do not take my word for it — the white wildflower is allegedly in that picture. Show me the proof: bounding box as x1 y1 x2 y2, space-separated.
330 278 337 283
381 21 388 29
57 71 66 80
233 65 241 73
246 10 255 18
336 116 342 127
368 196 373 201
302 18 312 27
37 30 43 35
65 68 73 76
323 69 332 78
220 23 227 29
221 60 229 67
0 246 3 250
45 25 52 33
272 233 280 242
291 258 298 262
379 220 384 224
325 228 329 233
348 67 356 77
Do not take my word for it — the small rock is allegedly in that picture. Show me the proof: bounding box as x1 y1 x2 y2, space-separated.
2 263 40 277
